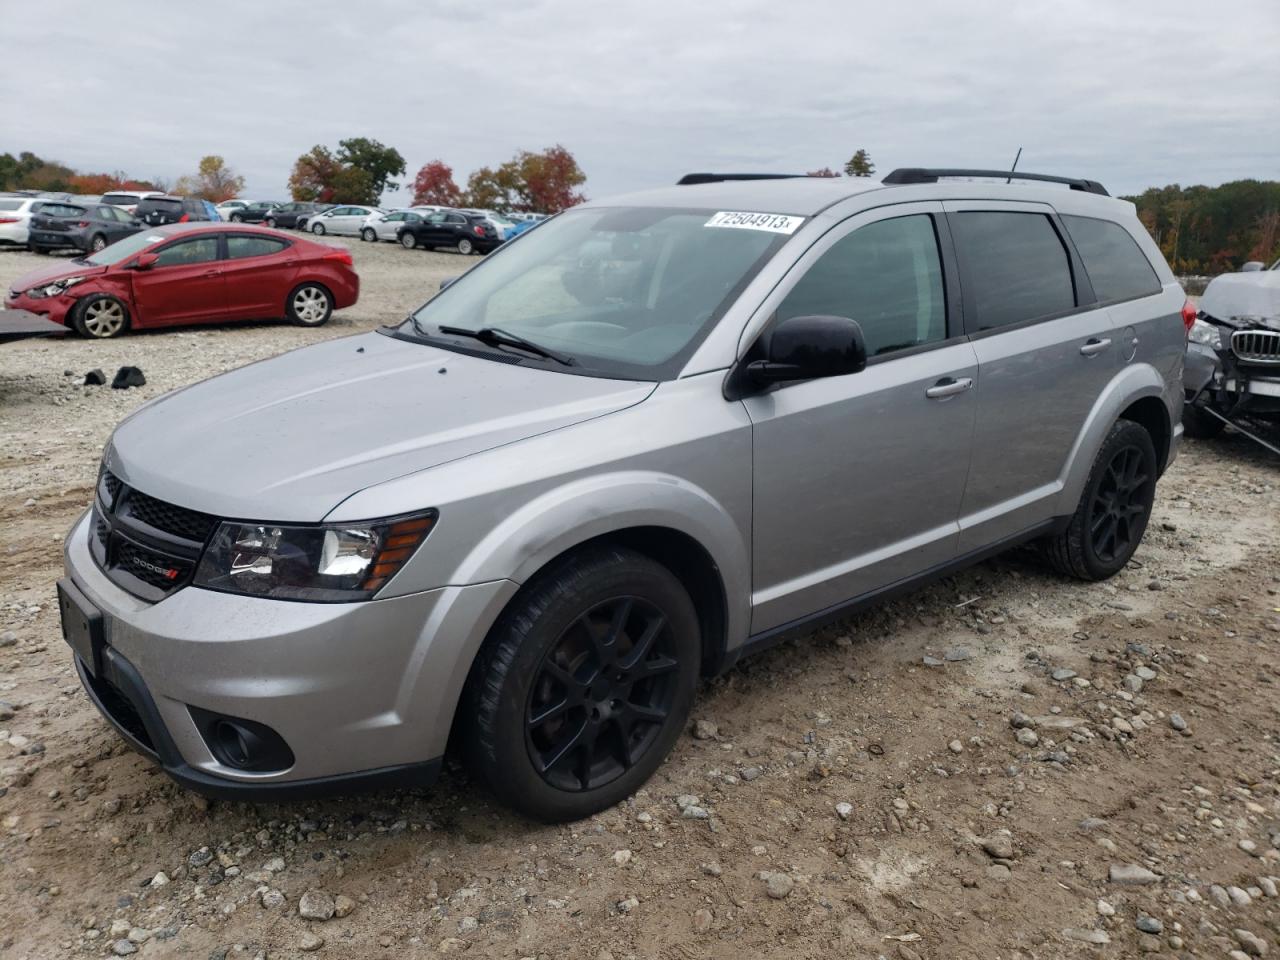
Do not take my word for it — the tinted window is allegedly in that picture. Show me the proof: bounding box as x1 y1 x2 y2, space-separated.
447 214 466 225
1062 215 1160 303
39 204 85 219
777 214 946 357
96 206 125 222
101 194 136 206
951 212 1075 330
227 235 287 259
139 198 182 212
0 200 21 211
154 236 219 266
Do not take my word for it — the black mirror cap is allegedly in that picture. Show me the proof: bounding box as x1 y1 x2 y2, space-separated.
439 276 458 291
749 314 867 383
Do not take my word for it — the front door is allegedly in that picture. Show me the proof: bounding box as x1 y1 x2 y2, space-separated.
943 202 1121 550
745 204 979 635
130 234 227 327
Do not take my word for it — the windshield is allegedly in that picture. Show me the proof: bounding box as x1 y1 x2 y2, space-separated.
401 206 793 379
83 230 168 266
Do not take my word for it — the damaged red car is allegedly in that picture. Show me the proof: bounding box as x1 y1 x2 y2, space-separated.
4 223 358 338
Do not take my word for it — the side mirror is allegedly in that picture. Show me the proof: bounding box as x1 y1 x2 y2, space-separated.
439 277 458 291
132 252 159 270
748 314 867 383
1241 261 1264 273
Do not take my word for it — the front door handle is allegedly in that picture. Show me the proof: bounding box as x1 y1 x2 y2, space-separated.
1080 337 1112 356
925 376 974 399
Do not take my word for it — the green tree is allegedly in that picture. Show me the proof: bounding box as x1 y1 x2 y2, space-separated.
288 145 376 204
844 149 875 177
336 137 406 200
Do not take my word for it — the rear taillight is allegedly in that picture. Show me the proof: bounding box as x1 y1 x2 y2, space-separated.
76 221 90 228
322 249 354 266
473 225 484 236
0 217 18 224
1181 299 1197 337
178 214 190 223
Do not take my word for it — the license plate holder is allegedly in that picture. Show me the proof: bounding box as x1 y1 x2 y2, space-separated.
57 578 104 677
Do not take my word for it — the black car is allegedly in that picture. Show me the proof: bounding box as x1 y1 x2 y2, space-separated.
135 195 216 227
228 201 281 223
27 202 144 254
265 202 331 229
397 210 500 255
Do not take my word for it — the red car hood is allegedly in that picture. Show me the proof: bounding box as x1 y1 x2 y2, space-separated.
9 261 109 293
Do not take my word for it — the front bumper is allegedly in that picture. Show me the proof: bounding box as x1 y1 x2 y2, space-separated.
5 289 74 325
62 510 518 797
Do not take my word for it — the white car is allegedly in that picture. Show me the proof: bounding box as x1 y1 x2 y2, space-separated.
215 200 249 221
100 190 164 215
360 209 428 243
308 205 382 237
0 197 48 246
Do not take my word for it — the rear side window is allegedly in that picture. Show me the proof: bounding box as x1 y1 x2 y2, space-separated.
777 214 947 357
1062 215 1160 303
951 212 1075 331
0 199 21 211
227 235 287 259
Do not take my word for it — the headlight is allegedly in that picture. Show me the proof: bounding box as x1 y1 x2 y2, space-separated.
27 276 87 299
1187 318 1222 349
194 512 436 601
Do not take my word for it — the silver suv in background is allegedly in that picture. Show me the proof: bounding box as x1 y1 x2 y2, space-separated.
58 167 1188 821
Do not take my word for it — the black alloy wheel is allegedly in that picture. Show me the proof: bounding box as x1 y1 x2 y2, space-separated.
525 595 679 792
1088 443 1152 564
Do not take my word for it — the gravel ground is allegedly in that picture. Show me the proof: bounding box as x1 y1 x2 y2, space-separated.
1 240 1279 960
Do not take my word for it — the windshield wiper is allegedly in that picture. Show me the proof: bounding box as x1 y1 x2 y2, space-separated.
437 325 575 366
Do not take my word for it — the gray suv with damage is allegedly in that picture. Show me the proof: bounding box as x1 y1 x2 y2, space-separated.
58 167 1189 821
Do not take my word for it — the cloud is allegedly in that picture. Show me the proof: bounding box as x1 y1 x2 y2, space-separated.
1 0 1275 203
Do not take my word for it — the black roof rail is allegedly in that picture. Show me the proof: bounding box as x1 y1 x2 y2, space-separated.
882 168 1109 196
677 172 807 185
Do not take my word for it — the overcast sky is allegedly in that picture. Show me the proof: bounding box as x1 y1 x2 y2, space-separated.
3 0 1277 205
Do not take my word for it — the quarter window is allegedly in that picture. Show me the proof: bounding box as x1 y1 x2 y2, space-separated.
777 214 947 357
227 235 286 259
154 236 220 267
1061 215 1160 303
950 212 1075 330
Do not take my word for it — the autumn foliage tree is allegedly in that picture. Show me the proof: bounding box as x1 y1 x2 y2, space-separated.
288 145 376 204
174 155 245 202
411 160 464 207
806 167 840 178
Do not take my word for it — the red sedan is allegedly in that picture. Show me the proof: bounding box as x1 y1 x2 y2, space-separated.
4 223 359 338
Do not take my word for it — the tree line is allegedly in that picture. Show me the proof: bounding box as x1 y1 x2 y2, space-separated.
1123 180 1280 274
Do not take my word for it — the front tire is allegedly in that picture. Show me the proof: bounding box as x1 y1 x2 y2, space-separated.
1042 419 1157 581
311 222 326 235
1181 403 1227 439
400 233 417 249
466 546 700 822
287 283 333 327
70 294 129 339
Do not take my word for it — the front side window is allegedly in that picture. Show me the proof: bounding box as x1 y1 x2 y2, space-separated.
776 214 946 357
404 205 791 380
950 212 1075 330
154 236 220 267
227 235 286 259
1061 215 1160 303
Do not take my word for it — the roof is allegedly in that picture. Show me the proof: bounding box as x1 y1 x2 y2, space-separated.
593 177 885 216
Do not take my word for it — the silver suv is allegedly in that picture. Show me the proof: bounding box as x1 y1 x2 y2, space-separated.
58 167 1189 821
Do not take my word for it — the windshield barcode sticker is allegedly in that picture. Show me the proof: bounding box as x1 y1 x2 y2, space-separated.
705 211 803 234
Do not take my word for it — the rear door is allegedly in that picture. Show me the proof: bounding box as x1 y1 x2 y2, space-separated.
221 234 295 318
129 234 227 327
944 201 1117 550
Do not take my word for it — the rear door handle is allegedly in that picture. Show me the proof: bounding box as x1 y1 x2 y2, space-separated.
925 376 974 399
203 269 222 277
1080 337 1112 356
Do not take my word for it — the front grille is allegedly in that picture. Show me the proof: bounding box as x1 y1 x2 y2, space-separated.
93 472 213 602
123 489 217 543
1232 328 1280 365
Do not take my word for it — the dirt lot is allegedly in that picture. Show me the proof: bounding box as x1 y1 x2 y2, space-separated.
1 239 1278 960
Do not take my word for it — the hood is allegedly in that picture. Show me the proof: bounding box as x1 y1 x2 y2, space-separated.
108 331 656 521
1201 270 1280 327
10 260 108 294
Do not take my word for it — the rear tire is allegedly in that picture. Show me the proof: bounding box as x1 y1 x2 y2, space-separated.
400 233 417 249
1181 403 1227 439
457 237 474 255
70 294 129 339
230 213 244 223
465 546 700 822
361 227 377 243
1042 419 1157 581
287 283 333 327
311 222 326 235
89 234 107 253
264 217 276 229
29 243 49 255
